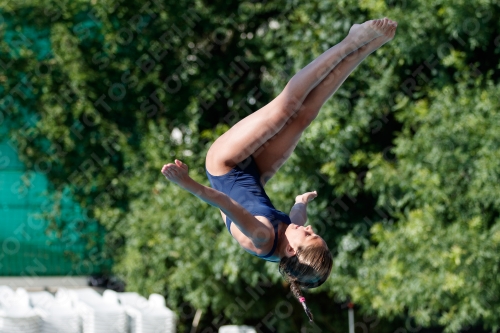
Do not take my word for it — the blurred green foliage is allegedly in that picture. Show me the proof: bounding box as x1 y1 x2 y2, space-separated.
1 0 500 331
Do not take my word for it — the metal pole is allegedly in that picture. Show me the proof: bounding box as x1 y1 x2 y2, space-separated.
348 302 354 333
190 309 203 333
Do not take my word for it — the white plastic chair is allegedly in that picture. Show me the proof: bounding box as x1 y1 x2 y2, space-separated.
219 325 257 333
69 288 127 333
112 291 176 333
0 286 15 308
0 287 42 333
29 291 80 333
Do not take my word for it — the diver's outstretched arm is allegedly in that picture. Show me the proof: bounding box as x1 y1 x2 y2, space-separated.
161 160 273 244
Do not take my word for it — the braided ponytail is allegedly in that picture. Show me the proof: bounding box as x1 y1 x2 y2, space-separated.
290 279 314 322
278 243 333 322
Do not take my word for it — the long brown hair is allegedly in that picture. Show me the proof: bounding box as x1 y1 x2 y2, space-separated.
278 243 333 322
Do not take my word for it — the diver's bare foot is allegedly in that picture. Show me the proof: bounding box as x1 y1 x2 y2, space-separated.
380 18 397 42
347 18 395 47
339 19 397 64
364 19 398 50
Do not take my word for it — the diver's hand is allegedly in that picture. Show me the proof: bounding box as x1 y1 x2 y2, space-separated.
161 159 191 188
295 191 317 204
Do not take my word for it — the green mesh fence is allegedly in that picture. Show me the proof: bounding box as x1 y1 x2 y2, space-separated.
0 141 105 276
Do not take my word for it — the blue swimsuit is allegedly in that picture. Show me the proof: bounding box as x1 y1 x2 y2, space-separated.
206 155 291 262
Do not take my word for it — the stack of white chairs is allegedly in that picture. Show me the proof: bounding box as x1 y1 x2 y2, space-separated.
29 290 80 333
103 290 176 333
0 287 41 333
219 326 256 333
0 286 178 333
67 288 127 333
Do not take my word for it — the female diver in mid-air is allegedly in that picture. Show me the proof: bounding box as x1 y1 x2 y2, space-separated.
162 18 397 322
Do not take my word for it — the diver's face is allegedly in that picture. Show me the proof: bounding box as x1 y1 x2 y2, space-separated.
285 223 324 253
